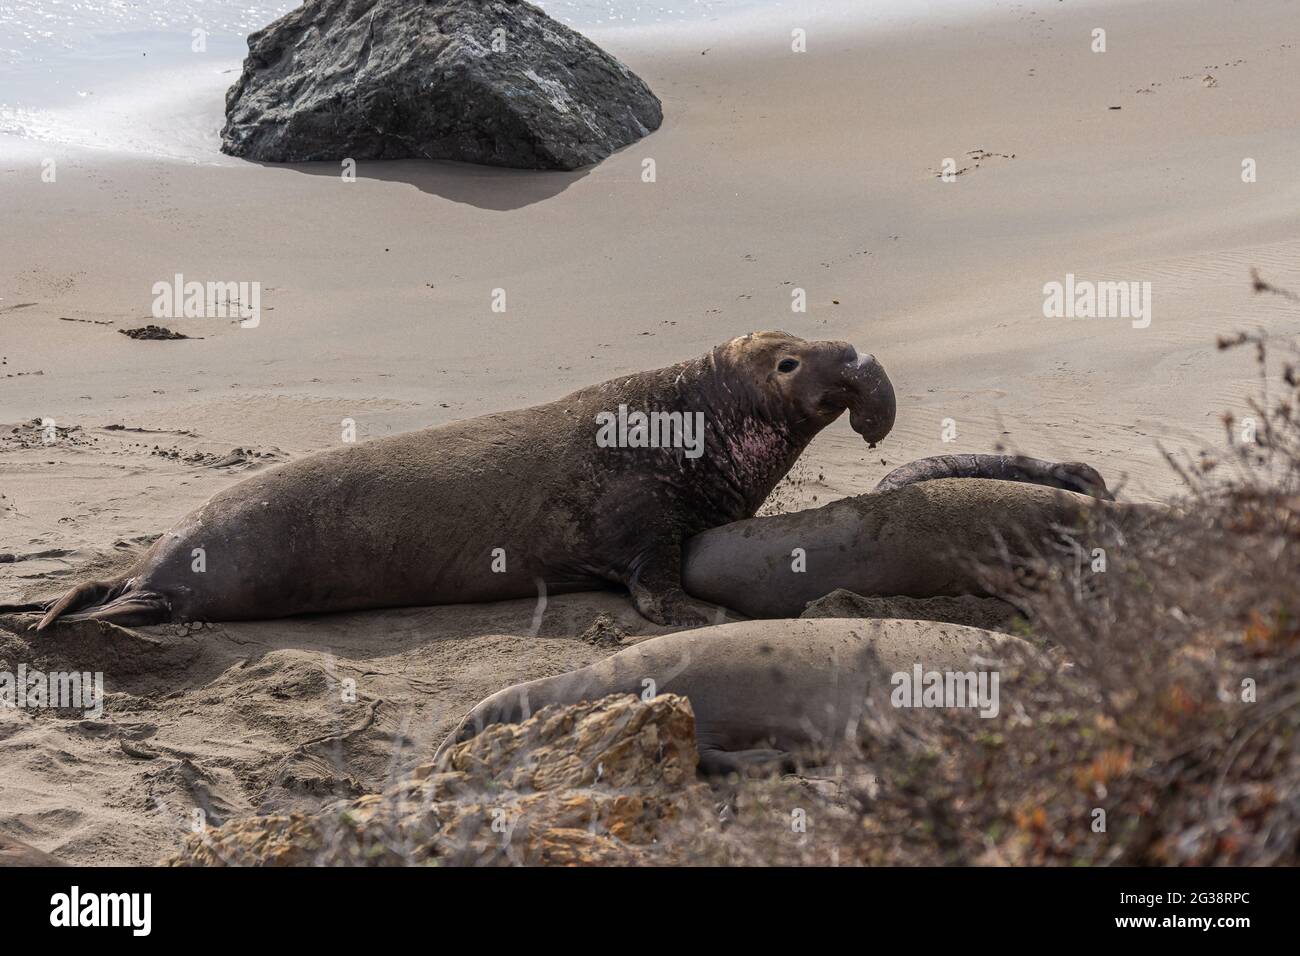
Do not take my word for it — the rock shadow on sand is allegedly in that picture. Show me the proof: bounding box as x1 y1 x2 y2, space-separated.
251 157 590 210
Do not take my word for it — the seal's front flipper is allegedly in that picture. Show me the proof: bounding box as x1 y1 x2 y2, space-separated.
698 747 796 778
625 549 725 627
433 713 479 765
628 580 720 627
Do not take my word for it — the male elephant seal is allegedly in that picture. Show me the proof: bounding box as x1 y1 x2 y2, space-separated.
436 617 1029 776
34 332 895 629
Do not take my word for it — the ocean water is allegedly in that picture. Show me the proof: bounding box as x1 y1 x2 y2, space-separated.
0 0 984 161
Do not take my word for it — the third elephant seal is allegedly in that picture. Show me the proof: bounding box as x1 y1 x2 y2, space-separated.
437 617 1030 776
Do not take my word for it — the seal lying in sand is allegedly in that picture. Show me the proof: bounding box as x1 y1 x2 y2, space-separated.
33 332 895 628
682 477 1140 618
0 833 63 867
436 617 1028 776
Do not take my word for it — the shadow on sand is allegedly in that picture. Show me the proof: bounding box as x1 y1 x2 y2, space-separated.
253 156 590 210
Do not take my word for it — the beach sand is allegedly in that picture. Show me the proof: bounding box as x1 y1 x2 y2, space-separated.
2 0 1299 863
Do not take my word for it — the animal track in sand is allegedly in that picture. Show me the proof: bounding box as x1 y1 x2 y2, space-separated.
4 420 287 483
149 445 286 469
103 424 198 436
934 149 1016 179
3 419 96 449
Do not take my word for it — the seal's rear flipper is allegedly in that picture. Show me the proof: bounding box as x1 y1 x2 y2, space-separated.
875 454 1114 500
0 601 51 613
58 593 170 629
36 577 168 630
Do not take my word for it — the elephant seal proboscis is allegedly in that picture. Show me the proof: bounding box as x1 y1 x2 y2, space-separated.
33 332 895 629
436 617 1030 776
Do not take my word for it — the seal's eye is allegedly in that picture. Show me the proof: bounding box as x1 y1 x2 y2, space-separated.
777 358 800 373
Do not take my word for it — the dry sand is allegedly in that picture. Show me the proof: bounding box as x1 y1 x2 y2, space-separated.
2 0 1299 863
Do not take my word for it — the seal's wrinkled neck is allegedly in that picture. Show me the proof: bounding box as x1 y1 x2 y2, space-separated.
696 348 817 516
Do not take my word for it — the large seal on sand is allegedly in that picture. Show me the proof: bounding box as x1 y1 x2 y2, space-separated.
436 617 1028 776
682 477 1147 619
34 332 895 629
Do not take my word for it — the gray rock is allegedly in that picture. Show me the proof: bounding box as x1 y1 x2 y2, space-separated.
221 0 663 170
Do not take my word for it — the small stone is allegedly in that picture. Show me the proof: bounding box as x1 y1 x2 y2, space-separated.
580 612 628 646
